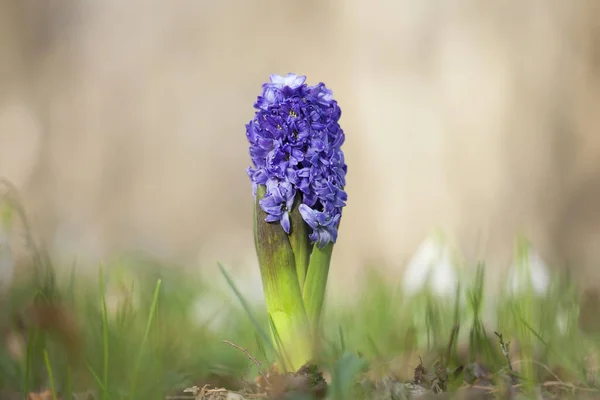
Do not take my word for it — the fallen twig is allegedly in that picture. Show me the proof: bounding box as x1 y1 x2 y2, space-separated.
494 331 513 372
223 340 269 385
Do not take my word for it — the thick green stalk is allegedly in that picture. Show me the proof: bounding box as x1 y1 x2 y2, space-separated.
302 242 334 332
253 185 311 371
288 198 312 288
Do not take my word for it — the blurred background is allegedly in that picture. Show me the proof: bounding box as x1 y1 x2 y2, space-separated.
1 0 600 303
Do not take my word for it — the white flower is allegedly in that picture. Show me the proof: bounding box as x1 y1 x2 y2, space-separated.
507 243 550 295
403 232 459 297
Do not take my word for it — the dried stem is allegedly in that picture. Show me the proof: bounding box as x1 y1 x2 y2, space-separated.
223 339 269 385
494 331 513 372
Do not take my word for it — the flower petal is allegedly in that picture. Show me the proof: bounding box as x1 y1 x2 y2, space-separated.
281 211 291 234
299 204 318 229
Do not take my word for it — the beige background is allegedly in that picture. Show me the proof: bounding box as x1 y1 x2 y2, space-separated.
1 0 600 301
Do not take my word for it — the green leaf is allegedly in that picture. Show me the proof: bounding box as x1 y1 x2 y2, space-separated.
253 185 311 371
303 242 333 331
288 196 312 289
328 352 367 400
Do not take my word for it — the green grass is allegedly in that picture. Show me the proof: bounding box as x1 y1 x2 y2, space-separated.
1 253 599 399
43 349 58 400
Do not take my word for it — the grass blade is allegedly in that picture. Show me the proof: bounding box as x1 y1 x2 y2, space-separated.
366 334 383 361
254 332 269 367
338 325 346 353
217 263 275 353
65 366 72 400
86 362 108 393
23 327 35 397
99 264 109 400
43 350 58 400
519 315 548 347
129 278 162 399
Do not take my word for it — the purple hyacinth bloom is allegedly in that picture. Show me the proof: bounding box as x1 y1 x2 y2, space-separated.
259 179 296 234
246 73 347 247
298 204 341 248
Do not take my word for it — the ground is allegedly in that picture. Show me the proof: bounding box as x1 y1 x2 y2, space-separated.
1 254 600 400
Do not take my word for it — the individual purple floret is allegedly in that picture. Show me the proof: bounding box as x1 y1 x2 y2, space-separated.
246 73 347 248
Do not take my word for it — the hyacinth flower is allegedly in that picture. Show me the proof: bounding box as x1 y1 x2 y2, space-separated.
246 73 347 371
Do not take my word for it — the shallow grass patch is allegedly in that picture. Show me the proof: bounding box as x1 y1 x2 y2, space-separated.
0 255 599 399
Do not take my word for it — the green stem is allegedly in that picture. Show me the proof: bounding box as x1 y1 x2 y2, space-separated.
254 185 311 371
289 197 312 289
303 242 333 333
